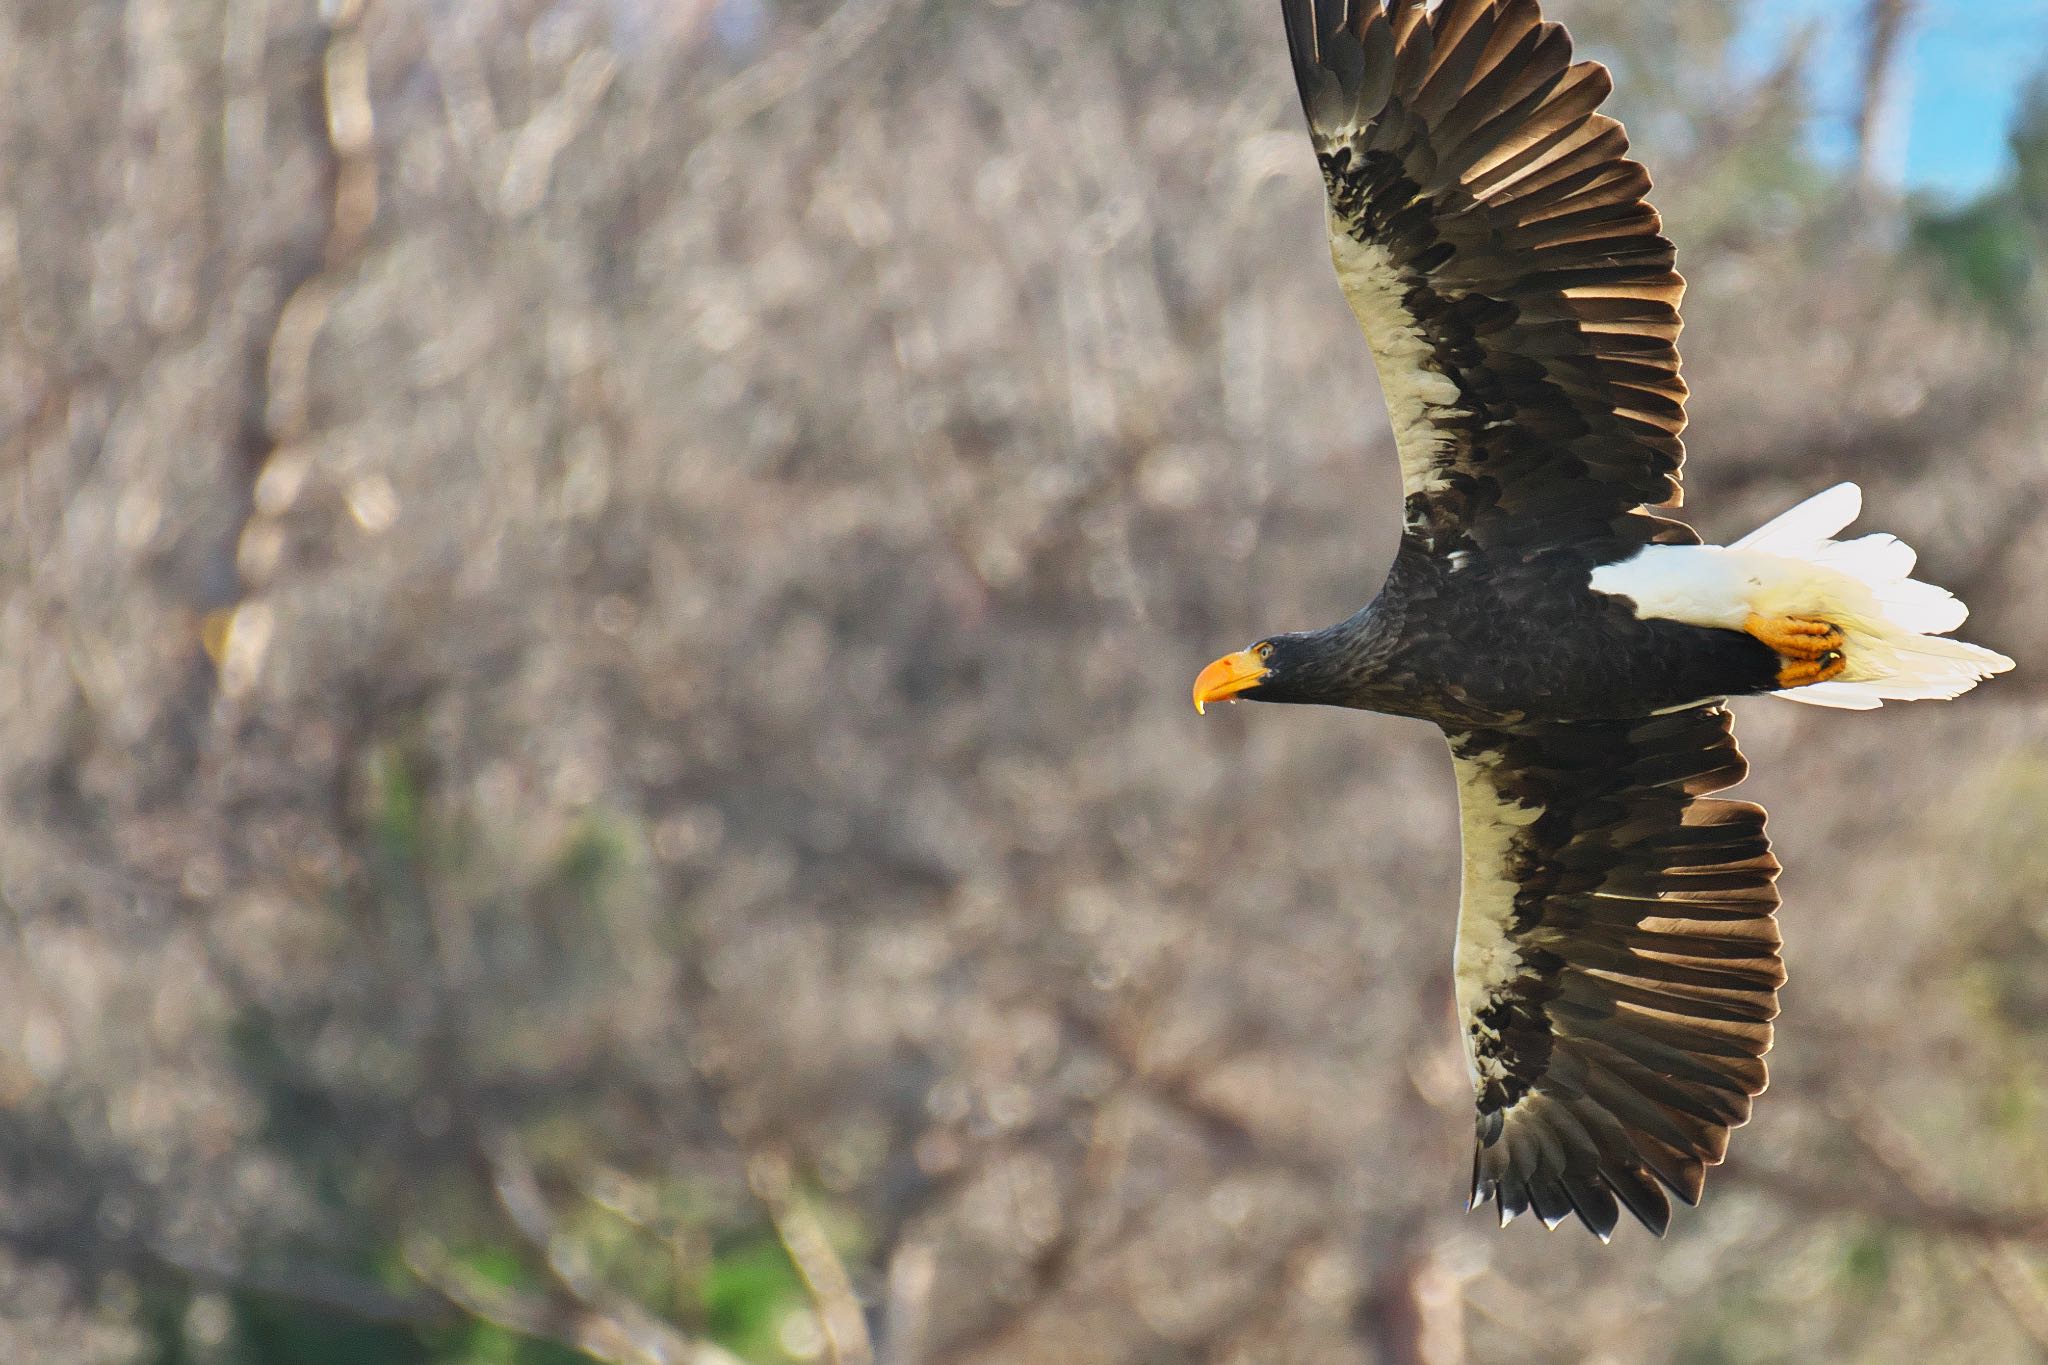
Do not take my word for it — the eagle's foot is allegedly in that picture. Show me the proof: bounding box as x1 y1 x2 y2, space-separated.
1745 613 1848 688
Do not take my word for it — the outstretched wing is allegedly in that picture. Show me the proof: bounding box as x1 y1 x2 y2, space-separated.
1281 0 1694 554
1444 706 1782 1238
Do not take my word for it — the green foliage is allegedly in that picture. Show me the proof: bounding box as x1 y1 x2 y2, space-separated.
1838 1230 1895 1296
367 742 431 872
228 1293 427 1365
2011 71 2048 226
397 1245 551 1364
553 815 633 900
1988 1076 2040 1137
424 1323 588 1365
1911 196 2039 322
186 746 836 1365
1909 63 2048 324
700 1235 808 1364
555 1197 684 1322
197 1230 812 1364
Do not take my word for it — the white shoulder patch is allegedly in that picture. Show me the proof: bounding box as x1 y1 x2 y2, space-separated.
1587 544 1755 630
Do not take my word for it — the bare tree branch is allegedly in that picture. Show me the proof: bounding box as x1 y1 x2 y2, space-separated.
749 1150 875 1365
1854 0 1917 196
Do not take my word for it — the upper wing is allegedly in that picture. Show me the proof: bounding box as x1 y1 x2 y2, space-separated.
1281 0 1695 553
1444 706 1782 1238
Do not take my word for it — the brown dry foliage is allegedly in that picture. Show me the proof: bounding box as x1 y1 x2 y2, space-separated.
1 1 2046 1362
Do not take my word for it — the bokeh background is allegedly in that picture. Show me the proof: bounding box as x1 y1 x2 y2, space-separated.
4 1 2047 1361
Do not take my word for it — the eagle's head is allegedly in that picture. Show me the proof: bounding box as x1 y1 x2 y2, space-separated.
1191 633 1333 711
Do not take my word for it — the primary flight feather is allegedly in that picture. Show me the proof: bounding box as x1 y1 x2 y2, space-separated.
1192 0 2014 1239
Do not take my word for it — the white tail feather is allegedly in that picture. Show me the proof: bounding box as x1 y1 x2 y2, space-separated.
1732 481 1863 552
1588 483 2015 708
1743 484 2012 707
1775 681 1883 711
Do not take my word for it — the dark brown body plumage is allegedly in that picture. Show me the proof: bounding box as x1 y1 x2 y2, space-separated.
1281 543 1783 728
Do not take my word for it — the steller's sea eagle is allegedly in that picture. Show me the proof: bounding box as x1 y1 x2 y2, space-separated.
1192 0 2015 1239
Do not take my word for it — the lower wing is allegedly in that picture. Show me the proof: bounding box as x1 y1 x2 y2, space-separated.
1444 705 1782 1238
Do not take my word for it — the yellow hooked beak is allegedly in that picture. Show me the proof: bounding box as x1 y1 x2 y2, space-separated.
1192 649 1271 714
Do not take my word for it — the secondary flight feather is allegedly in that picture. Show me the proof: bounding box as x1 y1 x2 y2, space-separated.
1191 0 2014 1239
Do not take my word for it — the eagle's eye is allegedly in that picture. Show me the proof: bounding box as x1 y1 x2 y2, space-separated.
1255 642 1274 661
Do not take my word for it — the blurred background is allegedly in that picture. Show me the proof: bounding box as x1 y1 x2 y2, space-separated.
3 0 2046 1361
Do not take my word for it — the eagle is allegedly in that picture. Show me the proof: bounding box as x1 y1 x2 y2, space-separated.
1192 0 2014 1239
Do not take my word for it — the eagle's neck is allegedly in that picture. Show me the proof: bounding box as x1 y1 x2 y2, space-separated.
1299 588 1409 711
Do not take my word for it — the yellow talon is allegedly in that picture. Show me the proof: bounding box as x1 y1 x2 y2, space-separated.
1745 612 1848 688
